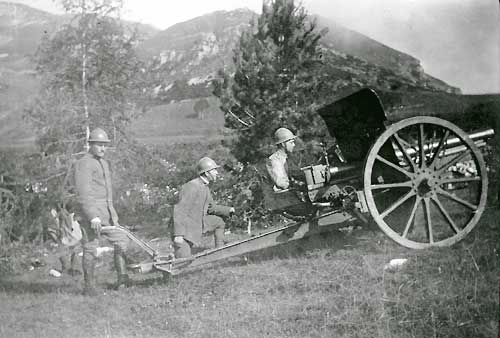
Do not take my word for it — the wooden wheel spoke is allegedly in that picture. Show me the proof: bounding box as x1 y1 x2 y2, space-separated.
436 149 470 175
431 195 460 234
371 181 413 190
423 198 433 243
402 196 421 239
376 155 413 178
436 187 478 210
429 130 450 168
418 124 426 168
380 190 416 219
392 132 417 172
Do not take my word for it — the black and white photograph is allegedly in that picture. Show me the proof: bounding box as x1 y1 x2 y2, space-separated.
0 0 499 337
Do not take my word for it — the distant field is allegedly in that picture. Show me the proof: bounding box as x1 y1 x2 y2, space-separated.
0 94 226 149
130 97 225 145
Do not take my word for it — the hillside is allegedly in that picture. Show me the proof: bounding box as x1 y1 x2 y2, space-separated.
0 2 461 148
141 9 460 102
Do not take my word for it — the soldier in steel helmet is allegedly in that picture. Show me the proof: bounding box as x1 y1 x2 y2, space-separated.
172 157 235 259
266 127 304 191
266 127 341 209
74 127 131 295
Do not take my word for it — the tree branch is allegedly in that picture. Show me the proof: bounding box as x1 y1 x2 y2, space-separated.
227 109 252 127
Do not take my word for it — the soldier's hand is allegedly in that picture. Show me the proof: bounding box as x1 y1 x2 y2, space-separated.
291 178 305 189
90 217 102 236
173 236 185 244
229 207 236 216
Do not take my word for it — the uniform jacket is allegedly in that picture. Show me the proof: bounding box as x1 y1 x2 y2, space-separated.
173 177 232 246
74 153 119 226
266 149 290 190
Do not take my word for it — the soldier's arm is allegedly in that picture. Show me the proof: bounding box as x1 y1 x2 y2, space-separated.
206 190 233 217
75 160 99 221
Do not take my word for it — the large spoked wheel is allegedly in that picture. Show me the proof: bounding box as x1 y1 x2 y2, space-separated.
363 117 488 249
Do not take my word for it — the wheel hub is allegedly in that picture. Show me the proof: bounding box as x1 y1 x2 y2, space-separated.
417 179 431 196
413 168 441 198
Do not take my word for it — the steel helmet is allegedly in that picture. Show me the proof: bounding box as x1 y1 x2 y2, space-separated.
274 127 297 145
197 157 220 174
88 128 111 143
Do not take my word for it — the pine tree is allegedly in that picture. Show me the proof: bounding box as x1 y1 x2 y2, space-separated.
214 0 331 163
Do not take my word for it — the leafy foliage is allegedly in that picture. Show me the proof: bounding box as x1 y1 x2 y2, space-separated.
28 5 148 151
24 0 152 194
11 0 155 243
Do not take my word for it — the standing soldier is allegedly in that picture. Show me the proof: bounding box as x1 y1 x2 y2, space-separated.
75 127 130 295
172 157 235 258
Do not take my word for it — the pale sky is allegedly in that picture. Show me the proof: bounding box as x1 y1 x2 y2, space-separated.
10 0 500 94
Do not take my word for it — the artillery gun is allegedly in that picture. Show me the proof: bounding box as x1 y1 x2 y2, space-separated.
120 88 497 276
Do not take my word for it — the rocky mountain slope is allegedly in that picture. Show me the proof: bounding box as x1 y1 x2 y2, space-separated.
0 2 460 147
140 8 459 102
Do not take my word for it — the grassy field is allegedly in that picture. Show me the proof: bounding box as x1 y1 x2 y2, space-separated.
0 206 498 338
129 98 225 145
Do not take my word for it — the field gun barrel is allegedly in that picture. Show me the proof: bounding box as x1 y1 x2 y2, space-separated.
329 163 359 176
394 128 494 160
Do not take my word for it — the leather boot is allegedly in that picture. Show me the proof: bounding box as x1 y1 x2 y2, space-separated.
59 255 69 273
114 251 130 290
68 252 81 276
82 253 97 296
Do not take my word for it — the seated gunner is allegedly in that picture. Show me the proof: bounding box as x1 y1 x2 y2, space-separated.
263 127 309 215
266 127 303 192
265 127 341 211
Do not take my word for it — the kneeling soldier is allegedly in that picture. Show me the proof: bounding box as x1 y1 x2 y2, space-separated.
172 157 235 258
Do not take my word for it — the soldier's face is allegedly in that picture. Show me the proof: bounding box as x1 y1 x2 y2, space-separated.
205 168 219 182
90 142 107 158
284 139 295 153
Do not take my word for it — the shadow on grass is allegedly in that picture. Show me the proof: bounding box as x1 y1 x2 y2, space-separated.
0 222 388 293
162 224 386 279
0 277 81 295
231 226 382 263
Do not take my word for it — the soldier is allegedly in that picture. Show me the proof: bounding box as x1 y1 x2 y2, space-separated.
266 127 303 191
172 157 235 259
266 127 341 209
75 127 130 295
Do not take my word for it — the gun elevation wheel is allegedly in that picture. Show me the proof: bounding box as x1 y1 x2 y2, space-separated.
363 117 488 249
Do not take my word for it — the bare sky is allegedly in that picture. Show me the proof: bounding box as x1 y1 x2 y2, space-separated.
11 0 500 94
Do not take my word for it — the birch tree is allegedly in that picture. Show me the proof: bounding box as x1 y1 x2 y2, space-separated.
25 0 148 198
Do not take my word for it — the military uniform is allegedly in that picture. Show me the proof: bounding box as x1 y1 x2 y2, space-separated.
75 152 130 293
266 148 290 190
172 176 232 258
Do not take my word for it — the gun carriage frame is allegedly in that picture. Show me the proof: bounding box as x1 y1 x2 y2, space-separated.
122 88 496 276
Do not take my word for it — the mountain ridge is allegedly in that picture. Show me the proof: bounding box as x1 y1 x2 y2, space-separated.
0 2 460 147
